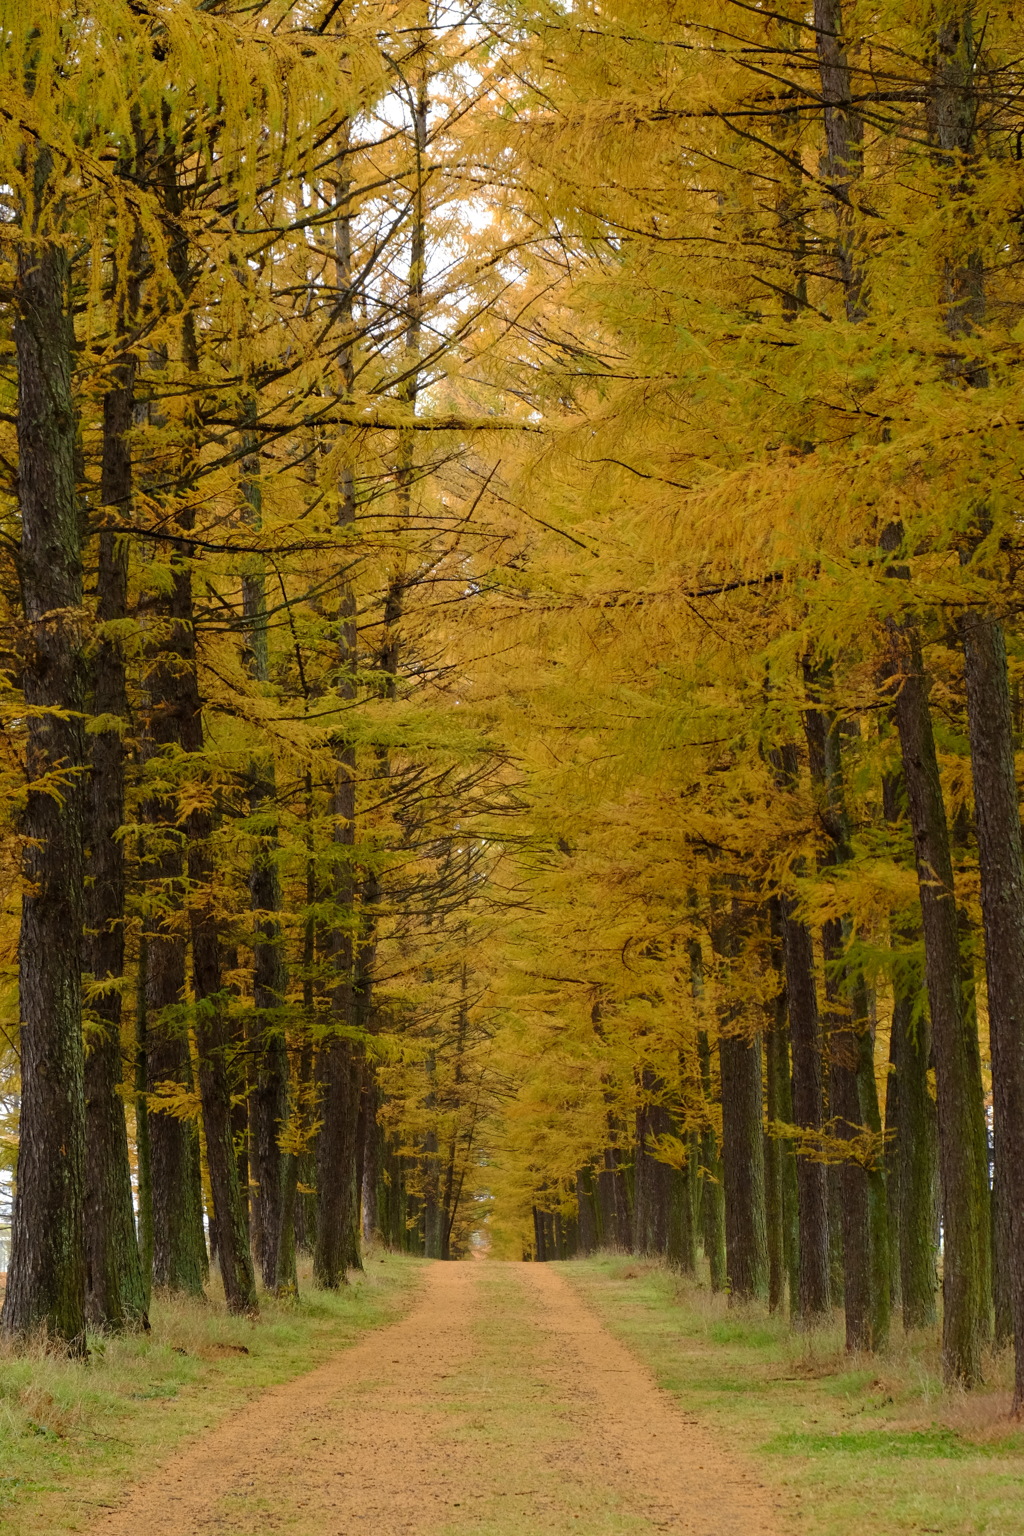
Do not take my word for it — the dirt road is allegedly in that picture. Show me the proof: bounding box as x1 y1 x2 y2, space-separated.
88 1262 783 1536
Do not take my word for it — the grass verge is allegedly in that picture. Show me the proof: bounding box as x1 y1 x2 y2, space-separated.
0 1250 423 1536
564 1256 1024 1536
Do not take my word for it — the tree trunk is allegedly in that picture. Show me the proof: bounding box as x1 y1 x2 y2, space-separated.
813 0 865 319
961 607 1024 1407
697 1029 727 1291
189 831 257 1315
882 778 938 1331
576 1168 598 1255
884 566 991 1385
314 127 364 1288
779 900 831 1321
719 1031 769 1302
804 671 890 1349
824 914 886 1351
532 1205 546 1261
596 1145 626 1250
83 346 148 1332
145 910 206 1295
858 989 892 1351
764 988 794 1313
667 1150 698 1277
247 801 288 1291
422 1114 443 1260
135 935 154 1301
140 555 208 1298
241 427 290 1294
361 1076 383 1246
1 215 87 1351
633 1087 672 1256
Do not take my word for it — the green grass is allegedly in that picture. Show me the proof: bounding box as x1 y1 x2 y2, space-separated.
564 1257 1024 1536
0 1250 423 1535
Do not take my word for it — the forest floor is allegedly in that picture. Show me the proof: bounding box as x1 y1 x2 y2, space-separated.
571 1256 1024 1536
5 1256 1023 1536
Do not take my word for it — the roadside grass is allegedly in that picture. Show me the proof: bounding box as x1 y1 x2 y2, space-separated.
564 1256 1024 1536
0 1250 423 1536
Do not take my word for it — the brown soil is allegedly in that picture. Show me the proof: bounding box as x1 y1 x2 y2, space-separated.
86 1262 785 1536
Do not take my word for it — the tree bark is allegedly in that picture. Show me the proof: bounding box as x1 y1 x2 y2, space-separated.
719 1031 769 1302
633 1085 672 1256
697 1028 727 1291
84 341 148 1332
576 1168 598 1255
813 0 865 319
779 900 831 1321
667 1139 699 1277
713 879 768 1301
891 941 939 1330
884 566 991 1385
597 1142 632 1251
314 135 364 1287
241 425 290 1293
1 209 87 1351
881 778 939 1332
144 894 206 1293
360 1075 383 1247
247 791 289 1291
961 608 1024 1408
764 964 795 1312
189 820 258 1315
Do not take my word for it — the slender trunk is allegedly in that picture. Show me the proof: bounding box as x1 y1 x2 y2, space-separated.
882 775 939 1330
713 888 768 1301
189 798 257 1314
891 973 940 1332
422 1106 443 1260
597 1142 632 1251
143 807 206 1296
297 805 319 1258
884 989 903 1320
720 1032 769 1302
827 946 872 1351
697 1029 727 1290
1 204 87 1350
764 978 791 1312
84 340 148 1332
667 1139 699 1277
139 321 213 1299
247 803 288 1290
804 669 890 1349
191 935 256 1312
779 899 831 1321
883 552 991 1384
576 1168 599 1256
315 132 363 1287
961 609 1024 1406
135 934 154 1301
315 1021 362 1283
813 0 865 319
633 1083 672 1256
230 1000 250 1242
141 207 208 1297
361 1075 382 1246
241 418 289 1293
857 978 891 1350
